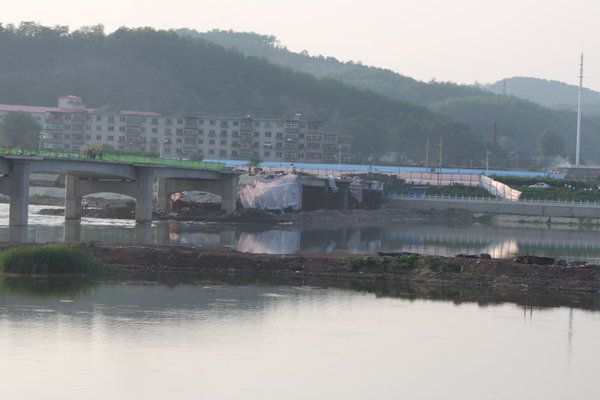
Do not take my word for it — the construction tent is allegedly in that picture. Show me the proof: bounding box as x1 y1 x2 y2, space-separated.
239 174 302 211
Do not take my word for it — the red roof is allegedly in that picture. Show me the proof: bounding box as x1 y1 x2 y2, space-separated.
0 104 57 113
120 110 160 116
0 103 160 116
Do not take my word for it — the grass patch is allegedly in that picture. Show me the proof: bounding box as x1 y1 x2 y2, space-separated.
0 243 117 275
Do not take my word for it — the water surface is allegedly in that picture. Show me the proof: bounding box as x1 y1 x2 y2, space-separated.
0 280 597 399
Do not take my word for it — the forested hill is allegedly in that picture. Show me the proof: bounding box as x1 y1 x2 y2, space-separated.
187 29 600 163
181 29 487 106
485 77 600 115
0 22 487 165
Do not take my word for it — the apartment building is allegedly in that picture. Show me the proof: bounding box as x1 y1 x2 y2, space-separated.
0 96 352 163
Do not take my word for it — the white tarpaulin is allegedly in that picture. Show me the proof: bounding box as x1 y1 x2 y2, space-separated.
480 175 521 201
239 174 302 211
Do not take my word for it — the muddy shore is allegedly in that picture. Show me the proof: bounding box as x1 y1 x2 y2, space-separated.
76 243 600 295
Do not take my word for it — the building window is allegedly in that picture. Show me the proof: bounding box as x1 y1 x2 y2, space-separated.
220 140 227 145
108 116 115 123
96 115 102 121
265 131 272 137
96 135 102 140
108 126 114 132
254 122 260 127
209 149 215 155
209 139 215 145
209 120 216 126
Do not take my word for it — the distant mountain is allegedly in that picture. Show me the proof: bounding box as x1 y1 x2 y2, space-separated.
179 29 489 106
485 77 600 115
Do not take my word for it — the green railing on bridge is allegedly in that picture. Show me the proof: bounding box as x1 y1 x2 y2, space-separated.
0 147 225 170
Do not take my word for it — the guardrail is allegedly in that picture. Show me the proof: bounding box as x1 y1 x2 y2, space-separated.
388 194 600 208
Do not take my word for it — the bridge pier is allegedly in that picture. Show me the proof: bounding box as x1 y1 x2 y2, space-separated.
65 174 83 220
9 162 31 226
0 161 32 227
134 169 154 223
220 175 238 213
156 178 170 211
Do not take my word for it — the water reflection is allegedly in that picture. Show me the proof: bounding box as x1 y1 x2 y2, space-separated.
0 276 100 299
2 204 600 261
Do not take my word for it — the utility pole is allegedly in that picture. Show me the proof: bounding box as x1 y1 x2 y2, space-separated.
438 137 443 171
425 138 429 170
576 53 584 165
492 122 497 158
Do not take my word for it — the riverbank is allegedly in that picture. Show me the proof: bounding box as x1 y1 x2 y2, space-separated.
77 243 600 294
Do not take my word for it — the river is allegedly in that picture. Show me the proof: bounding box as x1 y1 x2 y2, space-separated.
0 277 598 399
1 206 599 399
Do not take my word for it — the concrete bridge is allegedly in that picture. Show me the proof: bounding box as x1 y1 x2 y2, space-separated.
0 155 239 226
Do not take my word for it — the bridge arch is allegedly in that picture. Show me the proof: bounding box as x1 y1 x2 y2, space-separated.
156 177 237 213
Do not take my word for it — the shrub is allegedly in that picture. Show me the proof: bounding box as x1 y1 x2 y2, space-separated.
396 254 426 269
0 243 115 275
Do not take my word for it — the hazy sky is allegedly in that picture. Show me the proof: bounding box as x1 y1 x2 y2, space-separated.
4 0 600 91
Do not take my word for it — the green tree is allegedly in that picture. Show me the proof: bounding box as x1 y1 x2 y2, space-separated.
536 129 564 156
0 111 42 148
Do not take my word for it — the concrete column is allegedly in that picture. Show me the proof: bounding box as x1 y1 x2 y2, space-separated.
9 162 31 226
135 169 154 223
220 175 238 213
64 174 82 220
156 178 170 210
